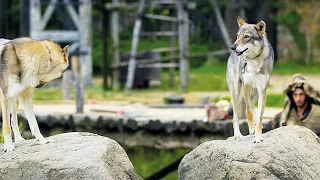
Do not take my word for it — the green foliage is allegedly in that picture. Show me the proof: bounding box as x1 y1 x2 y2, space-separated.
266 94 285 108
274 9 306 53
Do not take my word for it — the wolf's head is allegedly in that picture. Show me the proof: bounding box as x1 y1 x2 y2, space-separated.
38 41 69 87
230 17 266 58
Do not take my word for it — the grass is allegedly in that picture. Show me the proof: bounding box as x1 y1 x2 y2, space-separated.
33 57 317 108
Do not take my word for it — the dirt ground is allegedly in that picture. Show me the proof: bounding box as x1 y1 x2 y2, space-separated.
29 74 318 121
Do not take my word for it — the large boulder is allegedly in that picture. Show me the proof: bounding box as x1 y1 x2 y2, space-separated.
178 126 320 180
0 132 142 180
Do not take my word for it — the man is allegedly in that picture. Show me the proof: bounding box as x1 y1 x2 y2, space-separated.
275 74 320 135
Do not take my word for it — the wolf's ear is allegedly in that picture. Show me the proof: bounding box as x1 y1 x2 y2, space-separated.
62 45 70 56
237 16 246 27
255 21 266 36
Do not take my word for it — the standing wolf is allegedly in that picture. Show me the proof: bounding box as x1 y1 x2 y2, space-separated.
0 38 69 152
226 17 274 143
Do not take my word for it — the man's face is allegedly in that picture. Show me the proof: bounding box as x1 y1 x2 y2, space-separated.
293 88 306 107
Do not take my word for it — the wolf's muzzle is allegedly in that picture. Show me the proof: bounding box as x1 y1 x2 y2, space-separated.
36 81 47 88
231 44 237 51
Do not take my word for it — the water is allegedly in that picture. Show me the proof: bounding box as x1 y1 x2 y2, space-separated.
125 146 191 180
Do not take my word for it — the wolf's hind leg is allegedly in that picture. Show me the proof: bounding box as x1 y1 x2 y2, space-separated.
254 89 267 143
11 97 25 142
2 94 15 152
243 85 254 134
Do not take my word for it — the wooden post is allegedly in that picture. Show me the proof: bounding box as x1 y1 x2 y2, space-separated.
211 0 232 52
72 56 84 113
169 21 176 88
79 0 93 87
62 70 73 100
183 0 189 83
29 0 41 40
177 0 187 93
111 0 120 90
103 2 110 90
125 0 145 94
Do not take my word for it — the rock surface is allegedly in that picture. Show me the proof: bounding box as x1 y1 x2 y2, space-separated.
0 132 142 180
178 126 320 180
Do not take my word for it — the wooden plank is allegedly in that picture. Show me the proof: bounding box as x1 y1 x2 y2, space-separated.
41 0 57 30
37 30 79 42
71 56 84 113
111 0 120 90
137 63 178 68
143 13 178 22
211 0 232 52
125 0 146 93
140 31 177 36
113 55 180 68
120 47 178 57
64 0 80 30
105 2 179 10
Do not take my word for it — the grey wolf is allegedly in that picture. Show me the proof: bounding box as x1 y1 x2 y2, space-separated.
0 38 69 152
226 17 274 143
275 74 320 135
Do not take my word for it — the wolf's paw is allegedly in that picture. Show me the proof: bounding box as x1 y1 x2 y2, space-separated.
38 138 56 145
233 133 243 139
253 136 263 143
3 142 15 152
14 137 25 143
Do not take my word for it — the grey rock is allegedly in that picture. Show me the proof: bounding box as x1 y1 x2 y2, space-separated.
0 132 142 180
178 126 320 180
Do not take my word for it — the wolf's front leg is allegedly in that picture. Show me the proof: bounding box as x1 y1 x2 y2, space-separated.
243 85 254 134
2 96 15 152
20 89 55 144
254 90 267 143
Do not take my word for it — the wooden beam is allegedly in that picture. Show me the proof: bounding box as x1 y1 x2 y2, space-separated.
113 55 180 68
144 13 178 22
36 30 79 42
211 0 232 52
41 0 57 30
120 47 178 56
64 0 81 30
125 0 145 94
140 31 177 36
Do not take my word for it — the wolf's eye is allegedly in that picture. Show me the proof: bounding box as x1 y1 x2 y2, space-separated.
244 35 250 38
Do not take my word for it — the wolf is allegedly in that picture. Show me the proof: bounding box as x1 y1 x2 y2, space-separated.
226 17 274 143
0 37 69 152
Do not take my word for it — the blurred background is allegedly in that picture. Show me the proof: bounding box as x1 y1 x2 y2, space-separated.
1 0 320 179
